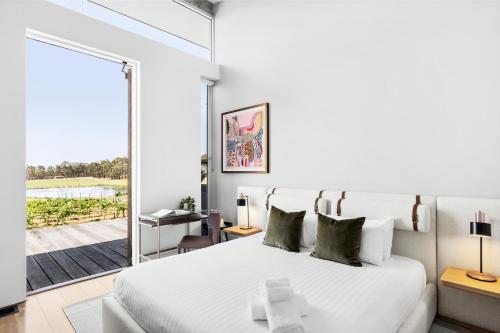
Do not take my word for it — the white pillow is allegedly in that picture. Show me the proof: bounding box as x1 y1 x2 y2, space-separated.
360 217 394 265
327 215 394 266
381 218 394 261
301 214 318 248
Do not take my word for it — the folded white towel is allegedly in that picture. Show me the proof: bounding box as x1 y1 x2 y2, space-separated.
260 278 294 303
264 277 291 289
264 299 305 333
249 294 266 321
249 293 310 321
263 286 294 303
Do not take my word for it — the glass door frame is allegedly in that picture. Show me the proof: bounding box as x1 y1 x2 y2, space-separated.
26 28 142 267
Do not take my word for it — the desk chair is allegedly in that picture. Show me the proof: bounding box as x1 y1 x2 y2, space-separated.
177 212 221 254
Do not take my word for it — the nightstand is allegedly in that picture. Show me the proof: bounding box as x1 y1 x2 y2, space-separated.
223 226 262 237
441 267 500 299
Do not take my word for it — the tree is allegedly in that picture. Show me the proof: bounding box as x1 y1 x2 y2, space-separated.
46 166 55 178
35 165 46 179
26 166 36 180
88 162 99 178
26 157 129 180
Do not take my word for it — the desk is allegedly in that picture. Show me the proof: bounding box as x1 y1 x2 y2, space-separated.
138 211 207 262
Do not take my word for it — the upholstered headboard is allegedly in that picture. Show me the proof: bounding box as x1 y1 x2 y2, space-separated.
265 190 327 230
266 188 327 216
236 186 437 284
236 186 326 229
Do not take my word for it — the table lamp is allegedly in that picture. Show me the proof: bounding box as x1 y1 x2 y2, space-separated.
237 193 251 230
466 210 497 282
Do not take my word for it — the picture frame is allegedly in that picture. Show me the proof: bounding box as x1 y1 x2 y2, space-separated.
221 103 269 173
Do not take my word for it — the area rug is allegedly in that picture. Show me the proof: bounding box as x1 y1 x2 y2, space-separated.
63 294 109 333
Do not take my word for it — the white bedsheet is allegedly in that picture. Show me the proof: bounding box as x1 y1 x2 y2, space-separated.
114 235 426 333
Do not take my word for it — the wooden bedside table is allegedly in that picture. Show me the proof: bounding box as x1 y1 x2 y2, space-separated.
223 226 262 237
441 267 500 299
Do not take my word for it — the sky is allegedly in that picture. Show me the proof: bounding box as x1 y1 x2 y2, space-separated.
26 38 128 167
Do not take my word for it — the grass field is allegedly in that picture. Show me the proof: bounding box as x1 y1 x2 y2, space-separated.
27 177 127 189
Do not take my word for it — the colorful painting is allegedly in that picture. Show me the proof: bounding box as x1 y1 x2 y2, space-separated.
221 103 269 173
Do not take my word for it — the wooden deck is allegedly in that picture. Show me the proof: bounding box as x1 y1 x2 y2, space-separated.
26 218 127 256
26 238 128 292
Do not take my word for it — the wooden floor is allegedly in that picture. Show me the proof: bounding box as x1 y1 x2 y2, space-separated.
26 218 127 256
27 239 128 292
0 273 117 333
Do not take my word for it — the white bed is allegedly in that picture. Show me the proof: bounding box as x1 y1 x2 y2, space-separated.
109 235 425 333
103 188 437 333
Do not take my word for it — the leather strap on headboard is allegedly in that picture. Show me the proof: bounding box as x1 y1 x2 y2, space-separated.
336 191 346 216
265 188 277 210
412 195 421 231
314 190 326 214
313 198 320 214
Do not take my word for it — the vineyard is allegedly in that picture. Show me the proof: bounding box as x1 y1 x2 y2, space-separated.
26 196 128 229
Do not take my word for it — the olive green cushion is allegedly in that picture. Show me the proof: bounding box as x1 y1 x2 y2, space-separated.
263 206 306 252
311 214 365 266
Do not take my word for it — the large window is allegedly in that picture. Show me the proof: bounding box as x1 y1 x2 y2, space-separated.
47 0 211 60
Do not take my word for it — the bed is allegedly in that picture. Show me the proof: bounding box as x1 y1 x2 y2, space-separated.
103 188 437 333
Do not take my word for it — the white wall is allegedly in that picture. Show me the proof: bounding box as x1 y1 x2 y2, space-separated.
213 0 500 224
0 8 27 309
0 0 218 308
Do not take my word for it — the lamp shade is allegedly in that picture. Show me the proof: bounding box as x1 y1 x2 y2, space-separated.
470 221 491 237
237 198 247 206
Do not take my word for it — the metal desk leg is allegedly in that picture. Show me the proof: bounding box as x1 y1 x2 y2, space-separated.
157 219 161 259
185 222 190 236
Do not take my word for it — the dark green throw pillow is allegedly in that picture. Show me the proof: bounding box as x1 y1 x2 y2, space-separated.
263 206 306 252
311 214 365 266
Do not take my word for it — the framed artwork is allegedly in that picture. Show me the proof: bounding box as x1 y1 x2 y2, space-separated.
221 103 269 173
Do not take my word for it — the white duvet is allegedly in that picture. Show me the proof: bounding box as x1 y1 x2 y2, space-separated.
114 235 426 333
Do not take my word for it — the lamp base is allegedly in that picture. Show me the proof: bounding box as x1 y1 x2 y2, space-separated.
466 271 498 282
238 225 252 230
